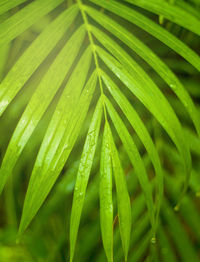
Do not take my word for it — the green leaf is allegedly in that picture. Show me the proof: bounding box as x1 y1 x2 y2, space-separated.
101 71 163 227
18 50 95 234
0 1 199 260
107 123 131 261
0 43 10 81
115 214 150 262
175 0 200 19
105 97 155 232
85 12 200 137
0 4 79 116
0 0 28 16
129 230 152 262
125 0 200 36
96 46 191 202
70 98 102 262
99 122 113 262
0 25 85 194
88 0 200 71
185 128 200 156
0 0 65 46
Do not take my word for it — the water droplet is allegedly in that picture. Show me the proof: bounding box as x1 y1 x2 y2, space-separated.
151 236 156 244
174 204 179 212
20 119 26 126
77 192 84 200
169 83 177 91
63 144 69 150
106 143 109 148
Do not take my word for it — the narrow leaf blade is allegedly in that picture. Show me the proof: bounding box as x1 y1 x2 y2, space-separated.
108 124 131 261
100 122 113 262
70 98 102 262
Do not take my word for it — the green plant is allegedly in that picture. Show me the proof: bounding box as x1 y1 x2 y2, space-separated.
0 0 200 261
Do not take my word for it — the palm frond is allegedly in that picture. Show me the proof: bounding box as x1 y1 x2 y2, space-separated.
0 0 200 261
